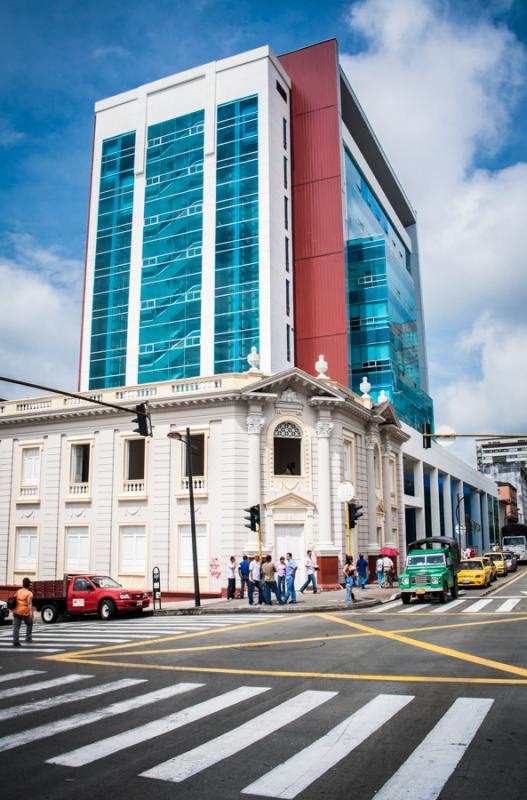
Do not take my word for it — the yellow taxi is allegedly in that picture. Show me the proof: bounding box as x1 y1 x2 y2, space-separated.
457 558 493 588
482 556 497 581
484 551 508 577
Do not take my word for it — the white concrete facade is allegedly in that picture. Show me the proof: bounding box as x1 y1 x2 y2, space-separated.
80 46 293 390
0 368 409 592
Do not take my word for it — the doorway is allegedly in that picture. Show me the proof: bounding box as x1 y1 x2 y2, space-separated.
274 523 306 587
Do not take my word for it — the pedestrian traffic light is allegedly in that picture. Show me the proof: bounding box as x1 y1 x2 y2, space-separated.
133 402 152 437
347 501 363 528
422 422 432 449
244 504 260 532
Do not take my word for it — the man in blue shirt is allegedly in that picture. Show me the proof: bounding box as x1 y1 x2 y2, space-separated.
238 554 250 599
356 553 369 589
282 552 298 604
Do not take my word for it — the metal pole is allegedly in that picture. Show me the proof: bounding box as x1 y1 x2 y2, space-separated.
186 427 201 608
257 523 262 560
345 503 351 557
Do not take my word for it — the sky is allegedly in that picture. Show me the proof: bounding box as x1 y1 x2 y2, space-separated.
1 0 526 464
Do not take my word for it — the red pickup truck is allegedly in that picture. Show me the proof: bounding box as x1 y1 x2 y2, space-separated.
32 574 150 623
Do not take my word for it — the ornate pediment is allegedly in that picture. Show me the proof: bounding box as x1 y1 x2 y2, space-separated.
265 491 316 510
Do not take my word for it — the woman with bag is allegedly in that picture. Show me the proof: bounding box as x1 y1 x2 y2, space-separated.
12 577 34 647
343 556 355 606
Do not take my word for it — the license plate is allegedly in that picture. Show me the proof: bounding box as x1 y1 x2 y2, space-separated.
416 588 425 595
136 601 143 606
462 578 471 583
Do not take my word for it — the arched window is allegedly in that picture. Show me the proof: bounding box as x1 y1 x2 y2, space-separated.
273 421 302 476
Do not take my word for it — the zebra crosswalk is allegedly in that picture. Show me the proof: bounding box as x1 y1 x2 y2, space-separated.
0 667 495 798
367 596 526 614
0 613 263 654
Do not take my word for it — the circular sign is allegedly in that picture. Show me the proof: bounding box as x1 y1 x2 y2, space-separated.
337 481 355 502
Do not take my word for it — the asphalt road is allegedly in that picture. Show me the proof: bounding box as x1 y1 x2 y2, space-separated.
1 568 526 800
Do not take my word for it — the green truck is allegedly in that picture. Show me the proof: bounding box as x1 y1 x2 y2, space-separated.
398 536 460 605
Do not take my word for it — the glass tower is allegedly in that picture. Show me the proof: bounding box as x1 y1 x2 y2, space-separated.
344 148 433 429
89 131 135 389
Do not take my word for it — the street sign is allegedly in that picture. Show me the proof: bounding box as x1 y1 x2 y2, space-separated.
337 481 355 503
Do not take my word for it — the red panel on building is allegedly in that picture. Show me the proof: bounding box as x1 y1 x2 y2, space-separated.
279 40 349 386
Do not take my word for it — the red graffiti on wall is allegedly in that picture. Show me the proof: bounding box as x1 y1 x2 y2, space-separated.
209 557 222 579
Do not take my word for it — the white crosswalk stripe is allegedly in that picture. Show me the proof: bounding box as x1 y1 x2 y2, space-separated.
496 599 520 612
369 597 527 614
0 678 143 722
242 694 414 799
48 685 269 767
462 599 494 612
141 690 337 784
0 670 45 683
0 673 89 701
429 598 467 613
368 599 403 612
372 697 494 800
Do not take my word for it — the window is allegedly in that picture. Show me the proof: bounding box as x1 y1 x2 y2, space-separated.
123 438 146 494
283 118 287 150
374 444 382 492
73 577 92 592
65 526 89 573
119 525 146 574
285 279 290 317
16 527 38 571
285 237 290 272
69 443 91 496
343 437 355 483
286 324 291 362
19 446 40 498
274 421 302 476
182 433 205 477
178 524 207 575
283 156 288 189
276 81 287 102
284 196 288 230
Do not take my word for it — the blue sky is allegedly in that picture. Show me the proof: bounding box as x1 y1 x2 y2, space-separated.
1 0 526 459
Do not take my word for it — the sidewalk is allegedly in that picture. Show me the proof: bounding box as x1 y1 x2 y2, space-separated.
152 583 401 615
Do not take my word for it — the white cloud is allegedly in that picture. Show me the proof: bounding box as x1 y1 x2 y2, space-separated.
0 237 82 399
340 0 527 447
0 117 26 149
91 45 130 60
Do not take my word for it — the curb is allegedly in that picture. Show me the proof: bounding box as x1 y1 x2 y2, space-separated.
152 593 401 616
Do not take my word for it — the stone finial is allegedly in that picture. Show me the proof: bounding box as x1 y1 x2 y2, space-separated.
359 376 373 409
315 354 329 380
247 346 261 373
377 389 388 404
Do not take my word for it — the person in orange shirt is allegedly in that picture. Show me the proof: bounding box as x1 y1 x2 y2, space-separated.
12 577 34 647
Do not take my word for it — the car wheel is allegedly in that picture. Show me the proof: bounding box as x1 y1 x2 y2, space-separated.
401 594 411 605
99 599 116 621
41 604 59 624
439 584 448 604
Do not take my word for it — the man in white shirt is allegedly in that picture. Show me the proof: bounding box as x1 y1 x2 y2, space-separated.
248 555 263 605
382 555 394 587
376 556 385 587
299 549 318 594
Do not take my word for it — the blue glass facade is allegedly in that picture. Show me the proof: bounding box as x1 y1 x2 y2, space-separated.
214 95 259 373
344 148 434 429
89 131 135 389
138 110 205 383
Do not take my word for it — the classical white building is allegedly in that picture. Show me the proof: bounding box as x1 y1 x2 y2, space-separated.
0 364 412 594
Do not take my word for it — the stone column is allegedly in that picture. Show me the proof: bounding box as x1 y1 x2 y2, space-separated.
413 459 426 538
366 433 378 551
442 473 453 538
246 412 265 550
315 419 334 547
430 467 441 535
381 441 394 547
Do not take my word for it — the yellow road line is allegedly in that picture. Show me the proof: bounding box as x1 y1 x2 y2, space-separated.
319 613 527 678
37 655 527 685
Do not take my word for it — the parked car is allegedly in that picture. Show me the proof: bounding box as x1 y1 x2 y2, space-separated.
457 559 493 588
32 574 150 623
0 600 8 624
483 551 508 577
482 556 497 581
503 551 518 572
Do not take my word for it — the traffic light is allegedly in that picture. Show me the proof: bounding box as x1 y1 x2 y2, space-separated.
244 504 260 532
133 402 152 437
347 501 363 528
422 422 432 449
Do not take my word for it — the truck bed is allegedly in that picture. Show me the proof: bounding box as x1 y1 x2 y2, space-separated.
32 577 70 600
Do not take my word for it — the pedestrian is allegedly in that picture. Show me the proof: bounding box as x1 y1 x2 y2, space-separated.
382 555 394 587
276 556 286 597
282 552 297 604
299 549 318 594
343 556 355 606
262 555 283 605
356 553 368 589
376 555 384 587
469 547 476 558
248 554 263 605
227 556 237 600
12 577 34 647
238 554 250 599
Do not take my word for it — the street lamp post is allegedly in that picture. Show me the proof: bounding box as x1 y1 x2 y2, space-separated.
168 427 201 607
455 490 480 553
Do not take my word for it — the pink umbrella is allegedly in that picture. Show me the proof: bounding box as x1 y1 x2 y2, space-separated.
380 547 400 557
